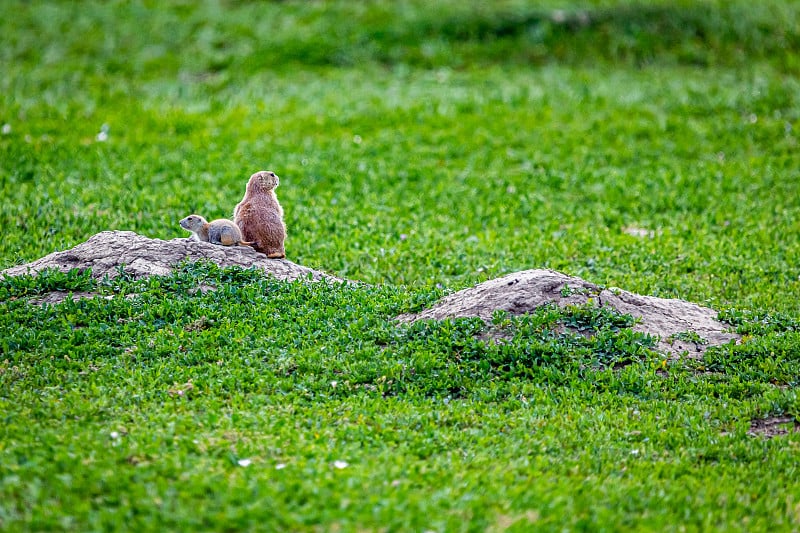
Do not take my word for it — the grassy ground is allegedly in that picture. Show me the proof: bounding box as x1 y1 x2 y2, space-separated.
2 1 800 531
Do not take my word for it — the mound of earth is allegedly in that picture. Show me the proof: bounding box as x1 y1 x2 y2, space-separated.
397 269 739 359
2 230 339 283
4 236 740 358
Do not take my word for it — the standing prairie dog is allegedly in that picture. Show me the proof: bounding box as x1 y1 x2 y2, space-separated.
180 214 252 246
233 170 286 258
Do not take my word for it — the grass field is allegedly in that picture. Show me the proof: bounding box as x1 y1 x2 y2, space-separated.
2 1 800 531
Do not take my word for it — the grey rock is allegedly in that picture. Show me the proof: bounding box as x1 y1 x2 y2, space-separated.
397 269 739 358
2 230 340 283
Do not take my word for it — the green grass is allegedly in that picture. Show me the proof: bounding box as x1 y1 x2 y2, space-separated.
2 1 800 531
2 265 800 531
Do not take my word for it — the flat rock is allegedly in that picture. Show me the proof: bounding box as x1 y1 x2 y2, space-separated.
2 230 340 283
397 269 739 358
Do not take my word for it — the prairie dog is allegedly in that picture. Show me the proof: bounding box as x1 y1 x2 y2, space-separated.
179 214 252 246
233 170 286 258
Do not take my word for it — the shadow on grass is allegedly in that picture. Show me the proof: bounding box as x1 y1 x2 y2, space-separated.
361 2 797 68
7 1 798 83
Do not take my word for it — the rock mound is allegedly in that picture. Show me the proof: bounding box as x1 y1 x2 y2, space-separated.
397 269 739 358
2 230 339 282
4 237 740 359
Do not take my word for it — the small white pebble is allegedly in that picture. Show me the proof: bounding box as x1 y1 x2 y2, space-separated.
630 449 640 456
238 459 252 467
330 381 338 388
1 123 10 135
110 431 120 439
96 131 108 142
399 234 408 240
333 460 348 469
275 463 287 470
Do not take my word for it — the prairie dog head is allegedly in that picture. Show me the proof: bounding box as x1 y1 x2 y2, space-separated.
179 214 207 232
246 170 280 194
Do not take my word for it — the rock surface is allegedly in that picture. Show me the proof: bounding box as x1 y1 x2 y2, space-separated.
2 230 339 282
397 269 739 358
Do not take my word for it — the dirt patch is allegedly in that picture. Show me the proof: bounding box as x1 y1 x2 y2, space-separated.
397 269 739 359
748 416 799 438
27 291 100 306
2 230 341 283
26 291 140 307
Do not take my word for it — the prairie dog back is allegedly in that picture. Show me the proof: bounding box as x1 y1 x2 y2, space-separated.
180 214 252 246
233 171 287 258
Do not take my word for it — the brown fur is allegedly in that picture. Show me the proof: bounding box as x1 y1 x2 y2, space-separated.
233 170 287 259
180 214 253 247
